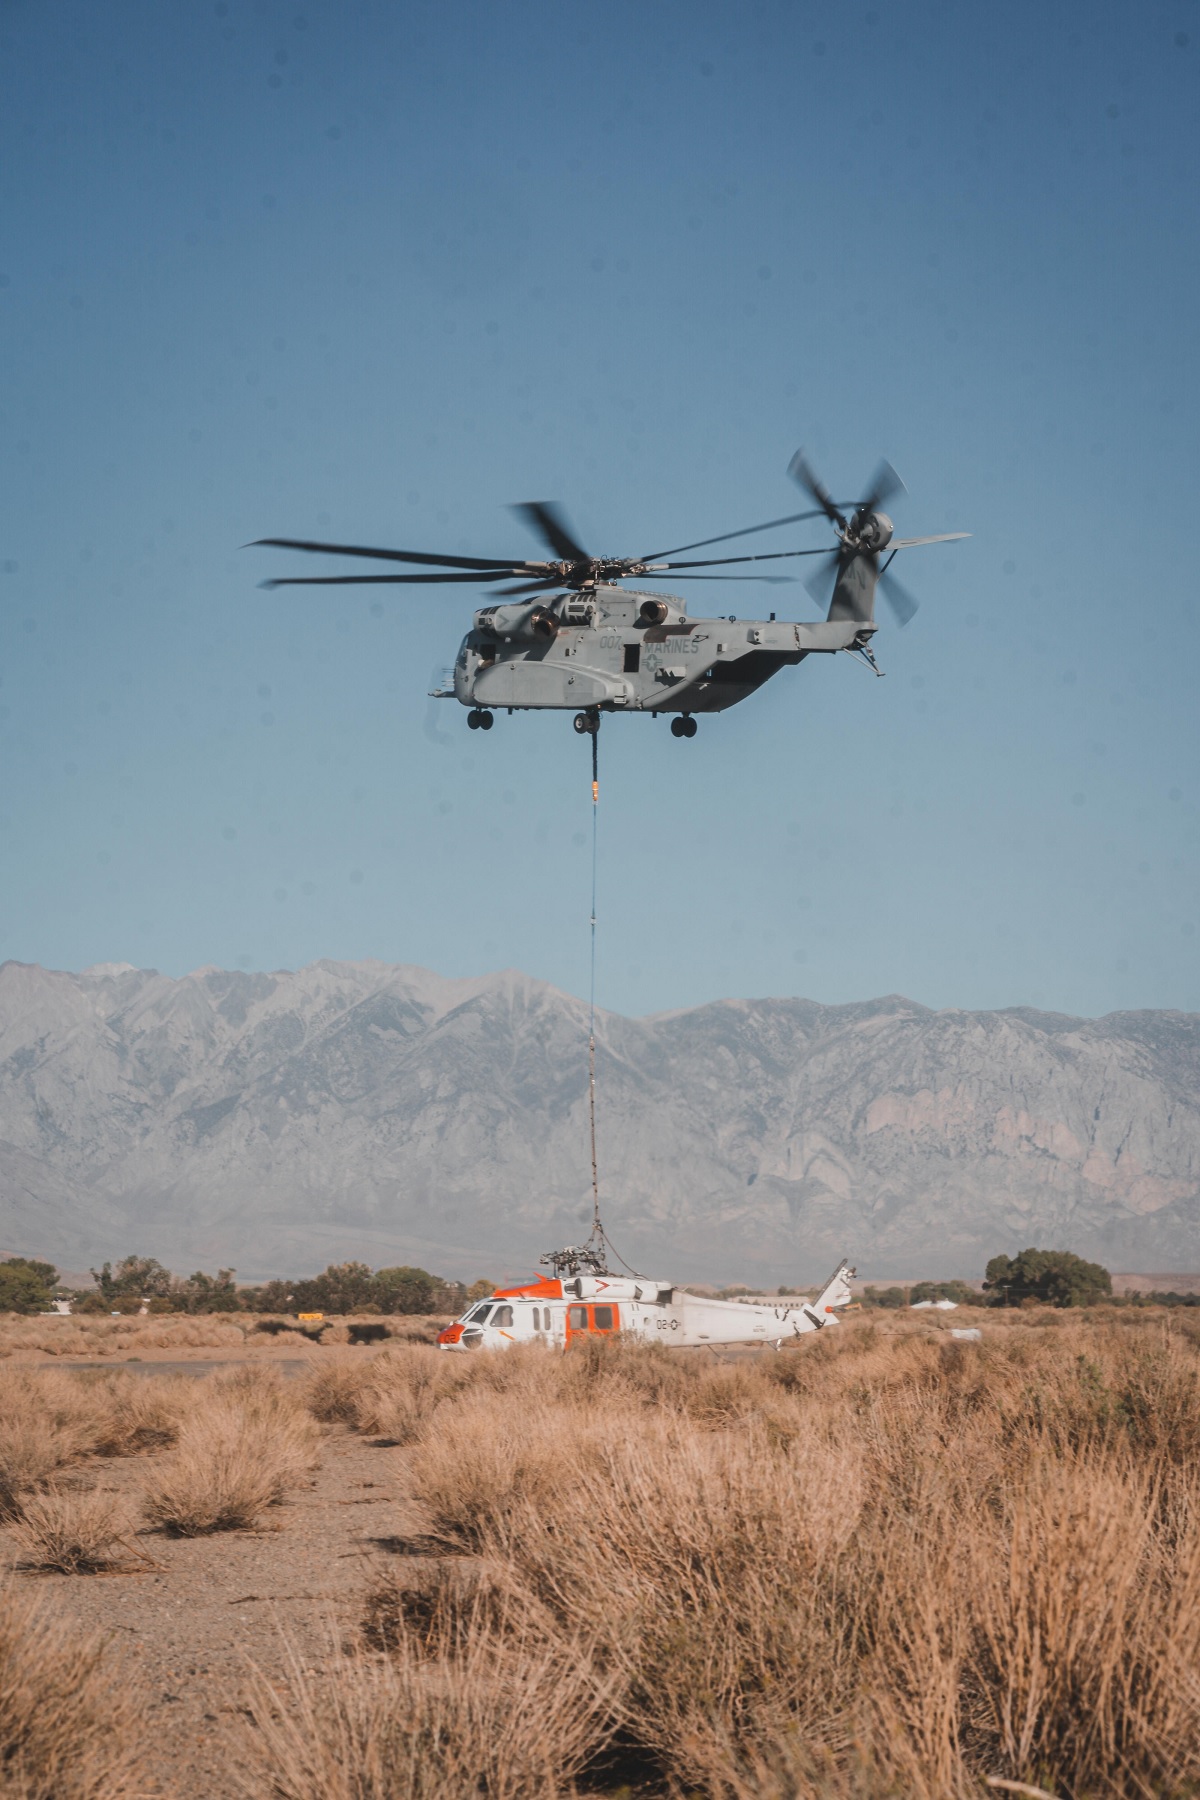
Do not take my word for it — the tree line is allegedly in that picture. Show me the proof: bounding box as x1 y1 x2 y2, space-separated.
0 1254 493 1316
861 1249 1115 1310
3 1244 1198 1316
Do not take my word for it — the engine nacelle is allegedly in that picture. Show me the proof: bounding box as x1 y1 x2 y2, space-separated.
855 510 893 553
473 603 558 642
638 598 670 626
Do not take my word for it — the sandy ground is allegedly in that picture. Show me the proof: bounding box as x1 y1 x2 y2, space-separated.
2 1403 434 1797
1 1327 436 1371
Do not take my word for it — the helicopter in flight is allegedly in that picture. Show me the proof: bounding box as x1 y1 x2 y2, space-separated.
254 451 968 739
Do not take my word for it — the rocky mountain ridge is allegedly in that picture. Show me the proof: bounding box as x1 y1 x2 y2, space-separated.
1 959 1197 1282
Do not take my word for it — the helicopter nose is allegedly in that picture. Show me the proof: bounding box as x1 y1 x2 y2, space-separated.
438 1322 465 1346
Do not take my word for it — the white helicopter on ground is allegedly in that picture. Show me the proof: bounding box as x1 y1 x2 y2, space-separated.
437 1243 857 1352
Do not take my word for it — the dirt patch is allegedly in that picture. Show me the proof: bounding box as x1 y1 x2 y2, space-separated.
1 1425 432 1798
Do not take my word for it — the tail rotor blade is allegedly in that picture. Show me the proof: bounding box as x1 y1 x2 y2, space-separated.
858 460 905 517
803 550 842 611
879 566 920 627
788 451 848 533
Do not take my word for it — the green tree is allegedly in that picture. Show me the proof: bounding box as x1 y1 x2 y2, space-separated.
71 1291 112 1314
291 1262 378 1315
465 1279 495 1303
175 1268 240 1313
861 1286 909 1309
375 1266 440 1315
251 1280 294 1314
0 1257 58 1314
910 1280 981 1306
983 1248 1112 1309
91 1255 174 1301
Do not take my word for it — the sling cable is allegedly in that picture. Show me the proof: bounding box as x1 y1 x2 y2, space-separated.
580 715 640 1278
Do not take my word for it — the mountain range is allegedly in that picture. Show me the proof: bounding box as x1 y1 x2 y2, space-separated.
1 958 1197 1283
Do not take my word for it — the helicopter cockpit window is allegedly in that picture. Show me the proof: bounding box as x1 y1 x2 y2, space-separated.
465 1303 493 1324
568 1304 588 1331
593 1305 615 1331
492 1305 513 1327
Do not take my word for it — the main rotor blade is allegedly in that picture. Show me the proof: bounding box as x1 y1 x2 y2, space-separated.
803 550 843 611
890 533 971 549
858 459 905 517
486 579 560 597
880 567 920 627
653 573 797 584
787 451 848 532
642 510 834 561
260 570 508 589
662 545 839 570
510 501 590 563
250 537 523 572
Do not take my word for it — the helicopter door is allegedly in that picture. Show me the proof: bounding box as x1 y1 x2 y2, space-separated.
566 1303 620 1342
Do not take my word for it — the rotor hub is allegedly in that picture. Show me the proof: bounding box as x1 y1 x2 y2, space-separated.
849 510 893 553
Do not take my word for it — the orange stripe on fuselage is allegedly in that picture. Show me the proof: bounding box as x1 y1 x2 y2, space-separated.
492 1276 564 1300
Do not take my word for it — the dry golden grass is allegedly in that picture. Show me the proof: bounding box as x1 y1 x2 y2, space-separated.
0 1312 251 1356
344 1313 1200 1799
0 1310 451 1360
141 1366 321 1534
0 1582 143 1797
5 1309 1200 1795
0 1365 202 1518
303 1343 469 1439
11 1487 138 1574
0 1369 117 1515
240 1594 619 1800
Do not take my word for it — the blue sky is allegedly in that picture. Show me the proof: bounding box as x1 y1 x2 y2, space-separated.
2 0 1197 1020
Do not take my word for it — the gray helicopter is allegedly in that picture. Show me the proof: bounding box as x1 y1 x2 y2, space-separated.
255 451 967 739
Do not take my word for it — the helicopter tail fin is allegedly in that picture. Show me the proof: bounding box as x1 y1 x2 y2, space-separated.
813 1257 856 1322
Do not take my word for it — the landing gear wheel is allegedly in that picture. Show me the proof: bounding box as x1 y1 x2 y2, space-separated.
478 710 493 731
467 710 481 730
573 710 599 735
684 715 697 737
